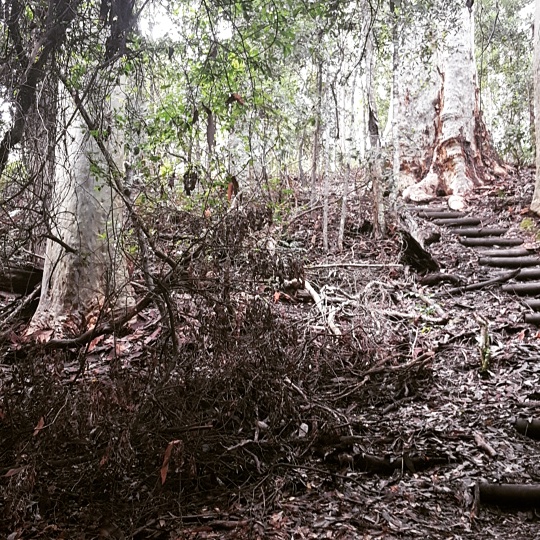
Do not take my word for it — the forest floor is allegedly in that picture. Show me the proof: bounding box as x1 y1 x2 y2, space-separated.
3 167 540 539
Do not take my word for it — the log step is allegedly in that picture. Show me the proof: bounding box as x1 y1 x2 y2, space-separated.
479 483 540 507
515 418 540 439
524 313 540 325
516 268 540 281
452 227 508 237
523 299 540 311
433 218 481 227
406 205 448 213
416 211 465 219
479 248 532 257
478 257 540 268
502 282 540 295
460 237 524 247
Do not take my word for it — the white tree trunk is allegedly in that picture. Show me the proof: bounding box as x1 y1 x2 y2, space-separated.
28 84 134 338
398 4 502 205
531 0 540 214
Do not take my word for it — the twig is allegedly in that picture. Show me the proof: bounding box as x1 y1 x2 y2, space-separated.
303 280 341 336
288 204 324 223
475 313 490 372
474 431 497 458
306 262 402 270
415 292 447 319
0 285 41 332
437 269 519 296
376 309 447 325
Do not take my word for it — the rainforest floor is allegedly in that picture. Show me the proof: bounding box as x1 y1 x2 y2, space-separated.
2 167 540 539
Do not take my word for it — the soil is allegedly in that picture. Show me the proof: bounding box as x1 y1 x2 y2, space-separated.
2 167 540 539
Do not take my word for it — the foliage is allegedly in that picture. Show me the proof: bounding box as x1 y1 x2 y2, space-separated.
476 0 534 165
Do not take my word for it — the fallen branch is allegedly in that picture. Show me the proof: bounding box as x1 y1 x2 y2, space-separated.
303 279 342 336
415 292 447 319
437 269 519 296
473 432 497 457
306 262 402 270
377 309 447 325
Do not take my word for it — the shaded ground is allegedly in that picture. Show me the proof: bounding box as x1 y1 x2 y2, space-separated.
2 168 540 538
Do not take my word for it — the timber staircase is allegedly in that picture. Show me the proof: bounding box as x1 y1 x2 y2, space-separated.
409 205 540 326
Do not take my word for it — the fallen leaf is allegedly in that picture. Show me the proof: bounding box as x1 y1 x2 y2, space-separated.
33 416 45 436
5 467 24 478
160 439 183 485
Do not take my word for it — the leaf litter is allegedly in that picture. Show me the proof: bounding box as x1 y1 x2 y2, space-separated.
2 169 540 537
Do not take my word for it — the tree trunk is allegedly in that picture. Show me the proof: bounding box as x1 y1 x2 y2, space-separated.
27 81 134 338
366 34 385 237
531 0 540 214
311 59 323 204
389 0 400 215
22 68 58 256
399 3 503 205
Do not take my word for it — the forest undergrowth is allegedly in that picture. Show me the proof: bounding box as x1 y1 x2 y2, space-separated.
2 169 540 539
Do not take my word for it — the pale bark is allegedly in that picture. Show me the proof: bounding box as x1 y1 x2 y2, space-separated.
403 7 480 202
337 165 350 252
388 2 498 207
389 0 400 214
322 135 330 252
366 34 385 237
28 82 134 337
311 60 323 204
22 70 58 255
531 0 540 214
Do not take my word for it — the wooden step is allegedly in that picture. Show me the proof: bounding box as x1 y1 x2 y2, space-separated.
479 248 532 257
479 257 540 268
523 299 540 311
524 313 540 325
417 211 465 219
502 282 540 295
516 268 540 280
452 227 508 237
460 237 524 247
433 218 481 227
406 205 448 213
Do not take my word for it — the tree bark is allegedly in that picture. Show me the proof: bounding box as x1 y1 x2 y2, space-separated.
311 59 323 205
366 34 385 237
531 0 540 213
399 3 503 205
27 80 134 338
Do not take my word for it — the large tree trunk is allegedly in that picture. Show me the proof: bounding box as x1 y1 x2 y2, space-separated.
398 3 503 205
27 82 134 338
531 0 540 214
366 33 385 237
22 68 58 256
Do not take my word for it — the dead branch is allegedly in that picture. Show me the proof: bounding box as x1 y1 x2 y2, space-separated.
437 269 519 296
303 279 342 336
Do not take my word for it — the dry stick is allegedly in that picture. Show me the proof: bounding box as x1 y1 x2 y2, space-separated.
322 138 330 252
303 280 341 336
337 166 350 251
377 309 447 325
306 262 402 270
475 313 490 372
0 286 41 332
415 292 446 319
436 269 519 296
473 431 497 458
288 204 324 223
330 352 433 402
